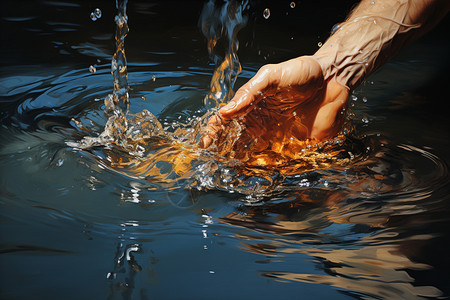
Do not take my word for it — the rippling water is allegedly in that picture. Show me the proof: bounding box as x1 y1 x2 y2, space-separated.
1 1 450 299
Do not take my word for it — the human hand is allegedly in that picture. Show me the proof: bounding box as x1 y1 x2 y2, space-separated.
201 56 349 160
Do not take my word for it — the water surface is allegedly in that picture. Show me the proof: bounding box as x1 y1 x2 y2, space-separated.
1 1 450 299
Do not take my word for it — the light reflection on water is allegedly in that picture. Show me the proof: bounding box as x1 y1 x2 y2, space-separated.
1 65 449 299
1 1 450 300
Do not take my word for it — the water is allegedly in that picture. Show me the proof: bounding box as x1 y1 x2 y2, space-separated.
1 1 450 299
263 8 271 20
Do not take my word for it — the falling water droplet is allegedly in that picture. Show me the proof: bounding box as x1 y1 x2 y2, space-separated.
362 96 368 103
263 8 270 19
90 8 102 21
89 65 97 73
152 74 156 82
318 42 323 47
290 2 296 8
94 8 102 19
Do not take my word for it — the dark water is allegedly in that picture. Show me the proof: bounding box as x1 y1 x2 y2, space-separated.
1 1 450 299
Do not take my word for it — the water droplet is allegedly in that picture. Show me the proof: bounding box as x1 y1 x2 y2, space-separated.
89 65 96 73
317 42 323 47
90 8 102 21
351 95 357 101
331 23 341 35
152 75 156 82
362 96 368 103
94 8 102 18
263 8 270 19
90 12 97 21
290 2 296 8
370 1 375 4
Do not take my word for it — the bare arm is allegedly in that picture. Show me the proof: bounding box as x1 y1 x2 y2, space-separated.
314 0 450 89
202 0 450 152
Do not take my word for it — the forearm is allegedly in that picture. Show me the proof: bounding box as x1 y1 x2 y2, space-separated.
313 0 450 90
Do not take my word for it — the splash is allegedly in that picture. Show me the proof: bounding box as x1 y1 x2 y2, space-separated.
69 0 357 199
74 0 163 150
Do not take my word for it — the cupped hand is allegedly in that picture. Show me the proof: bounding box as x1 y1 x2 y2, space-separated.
201 56 349 160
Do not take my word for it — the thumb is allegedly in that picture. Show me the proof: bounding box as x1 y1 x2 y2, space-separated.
219 64 275 119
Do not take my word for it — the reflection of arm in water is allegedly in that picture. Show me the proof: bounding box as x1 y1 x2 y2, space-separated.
202 0 450 149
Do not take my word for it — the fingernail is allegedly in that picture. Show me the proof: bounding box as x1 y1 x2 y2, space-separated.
227 100 237 109
220 101 236 113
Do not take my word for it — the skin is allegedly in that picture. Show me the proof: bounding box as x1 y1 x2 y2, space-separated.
201 0 450 153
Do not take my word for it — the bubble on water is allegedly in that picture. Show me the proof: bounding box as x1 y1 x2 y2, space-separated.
290 2 296 8
89 65 96 73
263 8 270 19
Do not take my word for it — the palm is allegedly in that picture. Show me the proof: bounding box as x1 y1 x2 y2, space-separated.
203 56 349 159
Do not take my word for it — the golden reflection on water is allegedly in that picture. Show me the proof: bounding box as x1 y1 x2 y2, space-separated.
258 242 440 300
219 188 442 299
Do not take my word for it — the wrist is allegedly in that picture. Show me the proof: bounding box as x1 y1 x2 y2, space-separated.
311 34 368 91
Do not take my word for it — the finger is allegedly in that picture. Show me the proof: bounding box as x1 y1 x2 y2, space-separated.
311 81 349 140
200 113 225 149
219 64 276 119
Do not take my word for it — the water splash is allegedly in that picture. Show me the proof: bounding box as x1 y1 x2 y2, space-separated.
68 0 424 203
68 0 359 199
74 0 163 150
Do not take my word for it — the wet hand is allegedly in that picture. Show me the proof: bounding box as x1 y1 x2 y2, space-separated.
201 56 349 157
